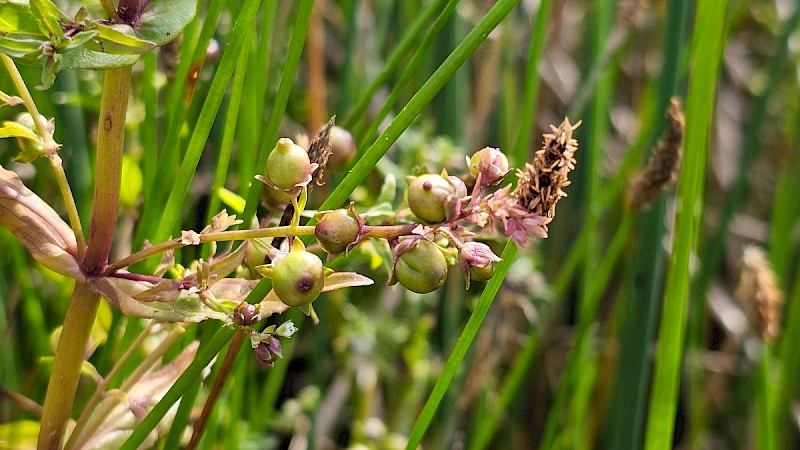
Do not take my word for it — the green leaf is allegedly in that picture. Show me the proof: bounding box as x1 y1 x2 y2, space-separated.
120 154 143 207
216 187 246 214
136 0 198 46
0 1 45 35
0 33 46 59
0 120 40 141
0 420 39 448
58 46 139 70
29 0 67 38
88 22 155 55
59 30 98 51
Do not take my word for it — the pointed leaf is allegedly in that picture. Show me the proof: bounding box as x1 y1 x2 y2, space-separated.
88 22 155 54
136 0 198 46
321 272 374 292
0 33 46 58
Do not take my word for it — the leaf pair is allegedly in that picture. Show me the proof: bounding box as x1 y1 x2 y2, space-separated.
0 0 197 88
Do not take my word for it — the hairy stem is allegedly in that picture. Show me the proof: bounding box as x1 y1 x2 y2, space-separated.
37 283 101 450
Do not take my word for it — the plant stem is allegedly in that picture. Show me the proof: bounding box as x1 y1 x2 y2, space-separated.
65 322 157 450
186 329 246 450
38 66 132 450
0 54 86 257
105 225 317 273
68 325 186 450
82 67 132 275
37 283 101 450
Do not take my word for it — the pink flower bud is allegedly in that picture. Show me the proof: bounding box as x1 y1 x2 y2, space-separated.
467 147 510 186
458 241 502 288
255 336 283 367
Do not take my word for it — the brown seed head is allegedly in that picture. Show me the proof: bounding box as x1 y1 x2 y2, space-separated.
735 246 784 343
514 118 581 225
627 98 685 211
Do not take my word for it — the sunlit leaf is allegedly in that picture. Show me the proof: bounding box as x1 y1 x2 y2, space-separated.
29 0 67 38
0 120 40 141
89 22 155 55
0 1 44 35
120 154 142 207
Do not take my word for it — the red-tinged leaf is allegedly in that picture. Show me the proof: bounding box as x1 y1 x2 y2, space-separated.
89 277 226 322
0 165 81 280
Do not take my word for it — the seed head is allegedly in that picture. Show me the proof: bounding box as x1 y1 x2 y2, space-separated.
735 246 784 343
627 98 684 210
512 118 580 233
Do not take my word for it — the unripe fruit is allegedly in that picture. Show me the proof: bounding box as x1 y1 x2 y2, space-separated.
407 174 463 224
271 250 325 307
265 138 312 190
395 240 448 294
315 209 359 254
328 126 357 169
469 264 494 282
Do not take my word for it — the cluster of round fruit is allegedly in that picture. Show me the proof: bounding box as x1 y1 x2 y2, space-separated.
255 137 505 311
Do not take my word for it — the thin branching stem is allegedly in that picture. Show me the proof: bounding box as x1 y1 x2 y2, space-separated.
0 54 86 257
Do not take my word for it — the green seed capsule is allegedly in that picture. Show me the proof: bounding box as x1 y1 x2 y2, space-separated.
265 138 312 190
395 240 448 294
271 250 325 307
315 209 360 254
407 174 460 224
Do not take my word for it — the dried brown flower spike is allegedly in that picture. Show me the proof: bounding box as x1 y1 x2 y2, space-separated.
735 246 784 343
514 117 581 227
627 98 685 211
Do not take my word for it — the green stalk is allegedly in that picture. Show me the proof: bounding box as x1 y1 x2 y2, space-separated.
148 0 261 247
510 0 553 167
406 241 518 449
319 0 521 213
643 1 729 448
340 0 449 130
204 45 251 248
135 0 225 243
241 0 316 225
37 66 132 450
354 0 460 152
1 54 86 257
607 0 690 447
37 284 100 450
120 280 272 449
